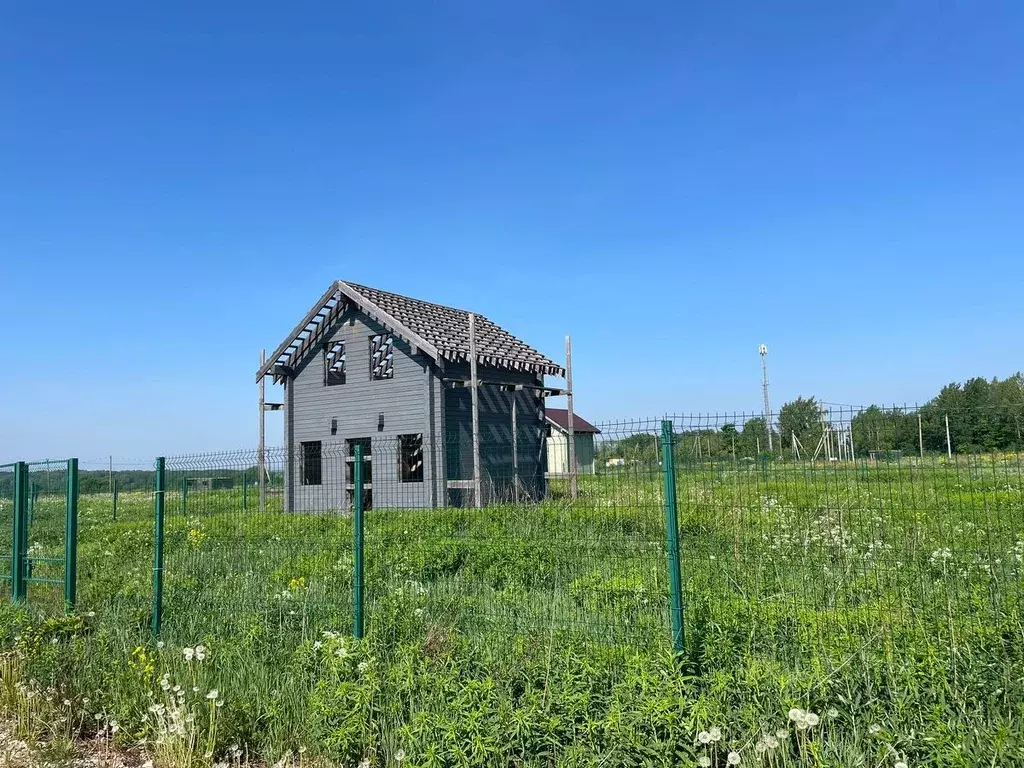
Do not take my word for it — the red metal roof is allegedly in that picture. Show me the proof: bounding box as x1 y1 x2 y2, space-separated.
545 409 601 434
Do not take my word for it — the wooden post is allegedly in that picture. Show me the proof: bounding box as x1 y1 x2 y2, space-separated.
511 389 519 503
565 334 578 500
469 314 482 508
259 349 267 513
945 414 953 459
918 412 924 459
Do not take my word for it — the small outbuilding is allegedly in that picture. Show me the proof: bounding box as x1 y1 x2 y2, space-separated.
545 409 601 476
257 281 566 511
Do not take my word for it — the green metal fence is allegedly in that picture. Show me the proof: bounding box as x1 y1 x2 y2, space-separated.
7 406 1024 713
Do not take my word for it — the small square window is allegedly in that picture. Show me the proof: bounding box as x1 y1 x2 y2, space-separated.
324 341 345 386
399 434 424 483
370 334 394 380
300 441 322 486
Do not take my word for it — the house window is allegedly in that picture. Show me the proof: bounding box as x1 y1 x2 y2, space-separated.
399 434 424 483
370 334 394 380
301 441 322 486
324 341 345 386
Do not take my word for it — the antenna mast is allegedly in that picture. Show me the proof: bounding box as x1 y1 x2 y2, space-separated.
759 344 773 452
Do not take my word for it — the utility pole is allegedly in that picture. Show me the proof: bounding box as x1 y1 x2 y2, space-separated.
259 349 267 513
759 344 773 452
565 335 577 500
945 414 953 459
918 412 924 459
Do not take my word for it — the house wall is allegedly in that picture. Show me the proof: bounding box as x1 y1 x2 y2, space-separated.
546 429 596 475
285 310 435 512
441 364 547 504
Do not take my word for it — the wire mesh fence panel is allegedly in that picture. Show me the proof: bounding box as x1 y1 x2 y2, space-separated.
160 449 354 643
659 407 1024 696
21 460 69 611
363 432 670 649
76 458 156 624
0 464 14 602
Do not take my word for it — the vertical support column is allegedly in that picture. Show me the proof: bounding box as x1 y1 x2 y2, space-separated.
64 458 79 610
468 313 482 509
242 470 248 511
511 389 519 504
353 444 365 639
112 478 118 522
660 420 685 656
181 476 188 514
11 462 28 602
918 412 924 459
565 335 578 500
945 414 953 459
259 349 267 514
152 457 166 636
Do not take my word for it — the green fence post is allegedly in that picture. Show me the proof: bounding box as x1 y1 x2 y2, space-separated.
660 420 685 656
152 457 166 637
242 470 247 511
181 476 188 515
112 478 118 522
11 462 28 602
64 459 79 610
353 444 365 639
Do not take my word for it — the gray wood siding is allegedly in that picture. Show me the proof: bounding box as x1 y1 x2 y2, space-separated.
286 310 434 511
442 368 547 504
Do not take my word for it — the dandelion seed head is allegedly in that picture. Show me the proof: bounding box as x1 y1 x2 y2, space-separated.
826 708 839 718
805 712 820 727
869 724 882 735
708 726 722 742
727 752 741 765
788 708 803 722
395 750 406 762
775 728 788 740
895 762 908 768
697 758 711 768
206 689 219 700
698 731 712 745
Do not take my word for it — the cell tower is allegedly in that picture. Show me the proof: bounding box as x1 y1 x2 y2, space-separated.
759 344 773 451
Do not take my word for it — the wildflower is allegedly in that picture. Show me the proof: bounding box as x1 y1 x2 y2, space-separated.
357 661 370 674
826 708 839 718
335 646 349 658
195 644 207 661
895 763 908 768
183 647 195 661
698 758 712 768
156 641 165 649
708 727 722 742
775 729 788 740
193 686 200 693
698 731 712 745
764 736 778 749
869 724 882 735
395 750 406 763
788 708 803 722
63 699 71 707
727 753 741 766
805 712 820 727
206 689 220 700
358 760 370 768
87 611 96 618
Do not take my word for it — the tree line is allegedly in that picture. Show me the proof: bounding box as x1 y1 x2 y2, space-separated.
596 373 1024 463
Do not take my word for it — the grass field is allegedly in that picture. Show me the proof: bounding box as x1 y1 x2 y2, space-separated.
2 455 1023 766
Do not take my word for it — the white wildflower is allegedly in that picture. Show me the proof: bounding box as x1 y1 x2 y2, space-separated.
395 750 406 763
195 644 207 661
698 758 711 768
708 727 722 742
805 712 820 727
826 708 839 718
788 708 803 722
727 752 741 766
206 689 219 700
183 647 195 662
895 763 908 768
698 731 712 745
869 724 882 735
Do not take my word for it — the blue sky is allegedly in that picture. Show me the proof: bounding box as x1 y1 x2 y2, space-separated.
2 1 1023 462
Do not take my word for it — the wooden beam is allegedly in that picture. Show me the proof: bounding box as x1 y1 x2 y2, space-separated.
256 282 342 381
469 313 482 509
566 334 578 501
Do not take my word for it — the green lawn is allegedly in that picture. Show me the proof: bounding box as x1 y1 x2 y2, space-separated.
2 455 1023 766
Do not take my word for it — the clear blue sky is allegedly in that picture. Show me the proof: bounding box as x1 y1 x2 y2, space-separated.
2 1 1023 463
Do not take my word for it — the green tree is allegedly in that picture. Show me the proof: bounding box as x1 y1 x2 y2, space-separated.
778 397 825 454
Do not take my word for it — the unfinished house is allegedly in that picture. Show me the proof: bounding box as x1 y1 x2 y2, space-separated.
256 281 566 511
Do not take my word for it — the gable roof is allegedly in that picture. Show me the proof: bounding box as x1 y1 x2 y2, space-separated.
545 409 601 434
257 280 565 382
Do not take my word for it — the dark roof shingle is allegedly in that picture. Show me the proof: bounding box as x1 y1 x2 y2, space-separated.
258 281 564 381
545 408 601 434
